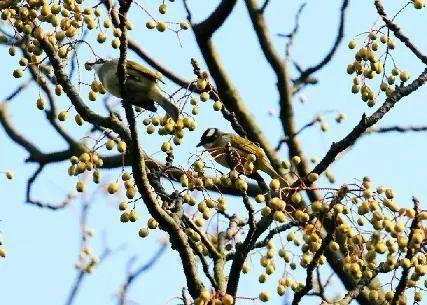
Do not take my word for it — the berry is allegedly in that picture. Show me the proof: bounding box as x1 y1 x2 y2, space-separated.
159 4 167 14
13 69 23 78
6 171 13 179
259 291 270 302
35 98 45 110
75 114 84 126
348 40 357 49
269 179 280 190
118 141 127 153
107 182 119 194
156 22 167 32
106 140 115 150
58 111 68 121
139 228 149 238
129 210 138 222
146 21 156 29
76 181 85 192
414 0 426 9
180 22 190 30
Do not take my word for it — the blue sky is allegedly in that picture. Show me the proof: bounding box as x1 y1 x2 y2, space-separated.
1 1 427 305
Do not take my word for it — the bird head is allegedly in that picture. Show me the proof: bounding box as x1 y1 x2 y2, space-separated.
85 58 109 73
197 128 221 148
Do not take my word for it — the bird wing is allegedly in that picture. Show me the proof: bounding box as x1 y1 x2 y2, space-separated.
126 60 163 82
230 135 267 159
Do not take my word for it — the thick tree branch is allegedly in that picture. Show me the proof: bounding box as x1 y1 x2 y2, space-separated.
192 0 238 40
245 0 314 194
116 1 204 297
193 18 282 171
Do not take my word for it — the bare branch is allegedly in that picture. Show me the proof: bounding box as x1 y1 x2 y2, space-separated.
284 3 307 60
259 0 272 14
294 0 350 85
375 0 427 65
26 165 70 210
311 68 427 177
119 244 168 305
368 124 427 134
254 221 299 249
0 102 43 159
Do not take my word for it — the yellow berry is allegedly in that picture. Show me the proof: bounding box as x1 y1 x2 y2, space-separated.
75 114 84 126
291 192 302 204
107 182 119 194
414 0 425 9
200 92 210 102
213 101 223 111
196 79 207 91
106 140 115 150
117 141 127 153
399 71 410 82
255 194 265 203
348 40 357 49
269 179 280 190
58 111 68 121
13 69 23 78
119 201 128 211
139 228 149 238
159 4 167 14
6 171 13 180
180 22 190 30
146 21 156 29
235 179 248 192
329 241 340 251
120 211 130 223
307 172 318 183
259 291 270 302
161 141 171 152
111 38 120 49
148 218 158 229
129 210 139 222
222 294 233 305
76 180 85 192
36 98 45 110
156 22 167 32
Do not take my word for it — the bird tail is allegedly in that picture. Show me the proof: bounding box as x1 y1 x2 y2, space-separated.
155 93 180 122
262 162 289 187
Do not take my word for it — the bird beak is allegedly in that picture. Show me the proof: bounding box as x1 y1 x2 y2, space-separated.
196 141 203 147
85 61 96 71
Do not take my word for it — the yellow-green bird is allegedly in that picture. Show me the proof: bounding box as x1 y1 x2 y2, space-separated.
197 128 282 179
88 58 180 121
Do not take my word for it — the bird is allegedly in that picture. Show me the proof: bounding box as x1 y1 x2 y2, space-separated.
87 58 180 121
197 128 283 180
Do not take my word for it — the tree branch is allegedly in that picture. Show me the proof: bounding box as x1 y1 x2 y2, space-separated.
311 68 427 177
294 0 350 85
192 0 238 40
375 0 427 66
116 1 204 297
